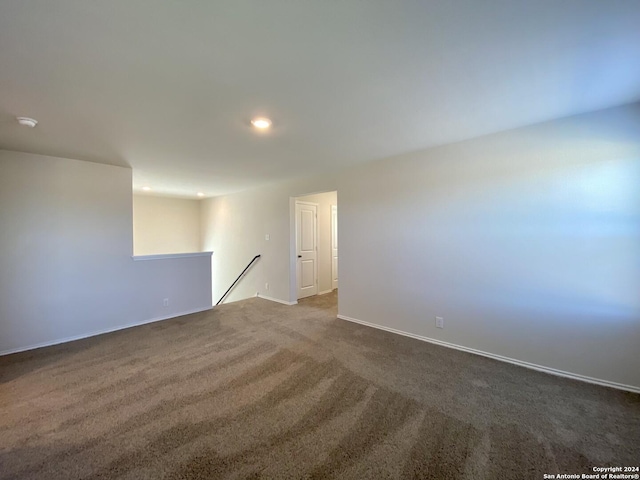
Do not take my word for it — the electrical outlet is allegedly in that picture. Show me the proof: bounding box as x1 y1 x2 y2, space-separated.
163 298 169 307
265 234 270 241
265 282 269 290
435 316 444 329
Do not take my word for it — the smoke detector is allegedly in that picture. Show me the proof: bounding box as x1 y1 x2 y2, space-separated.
17 117 38 128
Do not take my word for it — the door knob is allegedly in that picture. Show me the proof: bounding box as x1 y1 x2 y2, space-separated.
297 255 302 258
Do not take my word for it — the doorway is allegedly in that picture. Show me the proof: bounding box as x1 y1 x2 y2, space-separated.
295 201 318 299
331 204 338 291
292 191 338 301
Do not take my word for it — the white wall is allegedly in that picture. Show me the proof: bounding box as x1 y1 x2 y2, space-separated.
295 191 338 294
133 194 201 255
0 151 212 354
339 103 640 390
200 176 338 305
201 103 640 389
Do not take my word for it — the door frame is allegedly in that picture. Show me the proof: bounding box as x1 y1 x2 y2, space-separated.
294 200 319 300
331 204 338 291
288 192 338 304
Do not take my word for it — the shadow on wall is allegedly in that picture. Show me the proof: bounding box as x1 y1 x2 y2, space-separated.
342 136 640 321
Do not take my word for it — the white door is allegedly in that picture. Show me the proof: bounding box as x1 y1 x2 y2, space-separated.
296 202 318 299
331 204 338 290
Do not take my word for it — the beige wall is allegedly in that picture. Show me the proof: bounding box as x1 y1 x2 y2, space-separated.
0 151 212 354
133 195 202 255
201 103 640 390
200 174 339 305
296 191 338 295
338 103 640 390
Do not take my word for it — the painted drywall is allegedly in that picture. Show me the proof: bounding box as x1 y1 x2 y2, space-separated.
0 151 212 354
201 103 640 389
295 191 338 295
200 177 338 305
337 103 640 389
133 194 201 255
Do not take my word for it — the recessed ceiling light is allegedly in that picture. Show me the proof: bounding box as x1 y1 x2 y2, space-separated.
17 117 38 128
197 192 205 197
142 186 151 191
251 117 272 129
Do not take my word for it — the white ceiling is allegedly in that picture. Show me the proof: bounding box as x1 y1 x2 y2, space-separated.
1 1 639 197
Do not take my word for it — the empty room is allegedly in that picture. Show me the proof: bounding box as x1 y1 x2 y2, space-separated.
1 1 639 479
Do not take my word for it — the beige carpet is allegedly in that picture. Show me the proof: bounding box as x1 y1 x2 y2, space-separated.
1 291 638 479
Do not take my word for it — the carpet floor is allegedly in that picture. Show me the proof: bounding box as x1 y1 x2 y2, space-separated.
1 291 638 479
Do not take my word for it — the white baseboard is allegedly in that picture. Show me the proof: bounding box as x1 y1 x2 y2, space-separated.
337 314 640 394
0 306 213 357
318 289 333 296
257 294 298 306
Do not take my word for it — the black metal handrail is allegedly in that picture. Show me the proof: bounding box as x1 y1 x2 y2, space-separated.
215 255 261 306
